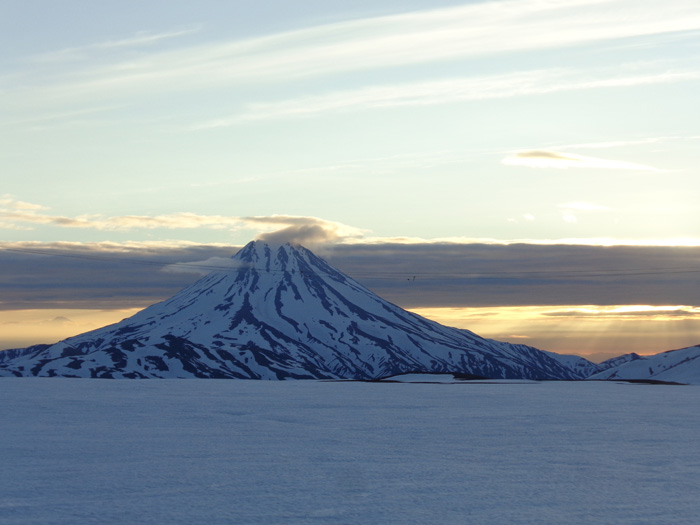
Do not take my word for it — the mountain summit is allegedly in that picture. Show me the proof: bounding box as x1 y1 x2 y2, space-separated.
0 241 598 379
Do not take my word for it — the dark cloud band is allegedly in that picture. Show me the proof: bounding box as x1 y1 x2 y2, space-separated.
2 242 700 310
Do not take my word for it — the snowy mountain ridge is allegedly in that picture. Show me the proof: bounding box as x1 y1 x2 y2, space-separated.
597 353 643 370
0 241 598 380
588 345 700 384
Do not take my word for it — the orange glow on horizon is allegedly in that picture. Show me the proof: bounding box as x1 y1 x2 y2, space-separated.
1 305 698 364
410 305 700 362
0 308 144 351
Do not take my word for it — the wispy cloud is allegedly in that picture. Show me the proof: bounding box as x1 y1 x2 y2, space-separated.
541 305 700 319
0 209 244 230
75 1 700 82
0 198 363 245
502 149 662 171
161 257 247 276
351 236 700 247
8 0 700 110
30 27 202 64
194 68 698 127
5 196 700 249
0 195 47 211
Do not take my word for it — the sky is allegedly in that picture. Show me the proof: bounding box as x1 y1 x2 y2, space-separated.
2 0 700 360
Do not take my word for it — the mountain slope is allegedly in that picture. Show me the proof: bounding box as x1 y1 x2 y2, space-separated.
0 241 598 380
597 353 643 370
588 345 700 384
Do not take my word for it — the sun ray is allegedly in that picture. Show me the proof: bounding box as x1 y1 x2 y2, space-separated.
410 305 700 362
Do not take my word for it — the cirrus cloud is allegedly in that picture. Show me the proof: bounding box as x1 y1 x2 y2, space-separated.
12 0 700 109
502 150 661 171
194 68 698 127
0 196 364 247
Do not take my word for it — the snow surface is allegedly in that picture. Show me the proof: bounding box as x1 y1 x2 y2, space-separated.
2 379 699 524
379 373 480 383
377 373 536 383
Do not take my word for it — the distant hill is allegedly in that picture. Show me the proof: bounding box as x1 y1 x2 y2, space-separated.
588 345 700 384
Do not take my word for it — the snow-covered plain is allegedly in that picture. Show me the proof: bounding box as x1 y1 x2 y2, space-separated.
2 379 699 524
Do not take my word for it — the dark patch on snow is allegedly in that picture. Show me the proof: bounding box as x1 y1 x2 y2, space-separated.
60 346 84 358
145 356 169 372
65 359 82 370
114 324 143 336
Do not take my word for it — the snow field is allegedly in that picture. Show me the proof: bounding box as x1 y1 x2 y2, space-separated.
1 379 699 524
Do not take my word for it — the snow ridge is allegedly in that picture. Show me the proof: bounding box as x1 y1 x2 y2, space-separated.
589 345 700 384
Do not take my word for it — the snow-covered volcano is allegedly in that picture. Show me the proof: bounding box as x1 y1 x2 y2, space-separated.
0 241 599 379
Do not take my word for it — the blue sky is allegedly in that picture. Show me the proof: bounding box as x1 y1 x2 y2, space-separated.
2 0 700 245
2 0 700 357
